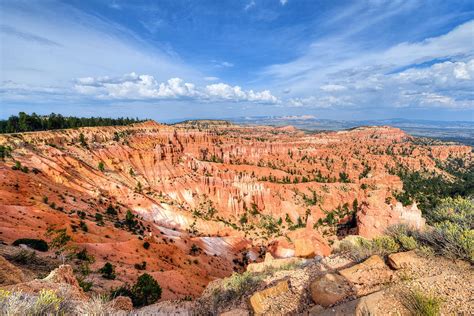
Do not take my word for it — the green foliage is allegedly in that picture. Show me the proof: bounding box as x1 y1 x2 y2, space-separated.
397 235 418 251
336 236 400 262
210 271 262 308
134 261 147 270
402 289 443 316
388 197 474 264
143 241 150 250
0 112 143 133
78 278 93 292
34 289 63 315
79 133 87 147
106 205 117 216
76 248 95 262
79 220 88 232
12 238 48 252
394 161 474 212
98 162 105 172
339 172 350 183
47 228 71 250
99 262 116 280
428 196 473 229
0 145 12 160
131 273 162 307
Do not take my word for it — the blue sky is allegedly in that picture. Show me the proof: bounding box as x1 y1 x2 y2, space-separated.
1 0 473 121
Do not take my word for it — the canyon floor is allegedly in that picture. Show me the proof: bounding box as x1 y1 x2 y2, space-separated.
0 120 472 314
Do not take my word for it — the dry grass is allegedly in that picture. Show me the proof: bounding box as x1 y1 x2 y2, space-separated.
402 289 443 316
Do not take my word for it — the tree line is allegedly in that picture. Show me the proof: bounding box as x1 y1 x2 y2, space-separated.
0 112 145 133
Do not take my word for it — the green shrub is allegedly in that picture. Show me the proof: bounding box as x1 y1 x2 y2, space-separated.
428 196 473 229
143 241 150 250
398 235 418 251
34 289 63 315
417 222 473 263
78 277 93 292
99 262 116 280
12 238 48 252
336 236 399 262
402 289 443 316
131 273 162 307
98 162 105 172
210 271 262 307
372 236 400 255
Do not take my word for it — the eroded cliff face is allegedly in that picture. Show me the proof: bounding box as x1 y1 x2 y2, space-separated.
0 121 471 299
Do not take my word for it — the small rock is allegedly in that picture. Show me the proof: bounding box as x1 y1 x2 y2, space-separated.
310 273 352 307
249 280 290 314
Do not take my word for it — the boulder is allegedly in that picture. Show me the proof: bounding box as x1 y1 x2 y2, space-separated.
295 238 315 258
249 280 290 314
0 255 26 285
387 251 420 270
310 273 352 307
339 255 393 293
109 296 133 311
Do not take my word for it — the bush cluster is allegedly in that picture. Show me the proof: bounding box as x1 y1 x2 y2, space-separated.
12 238 48 252
111 273 162 307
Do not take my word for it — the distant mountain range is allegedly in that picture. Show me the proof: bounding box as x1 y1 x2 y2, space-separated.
229 116 474 146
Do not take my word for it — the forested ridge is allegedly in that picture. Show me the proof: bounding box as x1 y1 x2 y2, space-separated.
0 112 144 133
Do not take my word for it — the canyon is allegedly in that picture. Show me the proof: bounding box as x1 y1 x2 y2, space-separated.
0 120 471 302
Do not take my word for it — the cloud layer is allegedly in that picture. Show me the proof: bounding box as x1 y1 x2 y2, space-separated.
75 73 279 104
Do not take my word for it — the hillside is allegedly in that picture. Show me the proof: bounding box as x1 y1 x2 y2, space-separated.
0 120 472 313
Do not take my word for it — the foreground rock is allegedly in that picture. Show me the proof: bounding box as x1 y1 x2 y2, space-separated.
310 290 385 316
310 273 352 307
339 255 393 295
249 280 290 314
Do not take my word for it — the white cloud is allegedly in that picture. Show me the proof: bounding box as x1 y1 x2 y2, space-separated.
280 0 288 5
263 20 474 110
75 73 280 104
320 84 347 92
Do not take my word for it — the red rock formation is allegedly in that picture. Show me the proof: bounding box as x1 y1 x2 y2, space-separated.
0 121 470 299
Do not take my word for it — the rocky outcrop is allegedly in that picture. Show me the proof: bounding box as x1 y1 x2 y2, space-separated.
2 265 86 300
0 256 26 285
0 121 469 300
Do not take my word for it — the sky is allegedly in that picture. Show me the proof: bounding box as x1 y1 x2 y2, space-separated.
1 0 473 121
